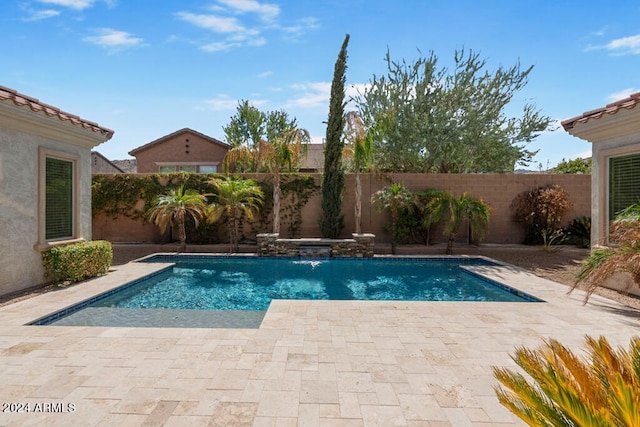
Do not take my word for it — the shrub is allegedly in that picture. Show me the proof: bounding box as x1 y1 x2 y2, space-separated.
494 335 640 426
42 240 113 283
511 185 571 245
561 216 591 248
574 203 640 302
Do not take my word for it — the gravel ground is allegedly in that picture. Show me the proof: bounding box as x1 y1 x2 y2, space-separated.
467 245 640 310
2 244 639 310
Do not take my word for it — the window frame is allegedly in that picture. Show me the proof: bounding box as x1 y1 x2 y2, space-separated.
608 152 640 220
35 147 82 250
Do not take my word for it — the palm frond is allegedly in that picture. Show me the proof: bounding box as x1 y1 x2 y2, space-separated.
495 336 640 426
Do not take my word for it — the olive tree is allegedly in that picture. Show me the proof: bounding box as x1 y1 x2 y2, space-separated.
355 49 551 173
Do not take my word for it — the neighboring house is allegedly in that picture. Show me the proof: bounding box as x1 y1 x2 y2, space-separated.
562 91 640 246
0 85 113 296
112 158 137 173
91 151 124 174
129 128 229 174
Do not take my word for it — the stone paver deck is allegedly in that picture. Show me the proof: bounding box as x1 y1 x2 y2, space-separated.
0 257 638 426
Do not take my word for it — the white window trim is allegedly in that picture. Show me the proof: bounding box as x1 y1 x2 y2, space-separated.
34 147 84 252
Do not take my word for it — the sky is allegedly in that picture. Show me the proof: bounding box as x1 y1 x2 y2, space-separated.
2 1 639 170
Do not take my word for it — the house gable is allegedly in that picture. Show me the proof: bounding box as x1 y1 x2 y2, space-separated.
91 151 125 174
128 128 230 173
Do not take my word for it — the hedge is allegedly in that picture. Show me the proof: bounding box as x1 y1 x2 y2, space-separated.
42 240 113 283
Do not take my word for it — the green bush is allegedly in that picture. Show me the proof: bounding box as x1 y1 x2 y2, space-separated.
561 216 591 248
42 240 113 283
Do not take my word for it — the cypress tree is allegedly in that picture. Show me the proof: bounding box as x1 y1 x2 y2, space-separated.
319 34 350 238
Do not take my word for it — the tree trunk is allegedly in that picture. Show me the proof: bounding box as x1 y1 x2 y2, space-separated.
273 174 281 234
354 171 362 234
178 220 186 253
446 234 454 255
391 210 397 255
231 216 239 253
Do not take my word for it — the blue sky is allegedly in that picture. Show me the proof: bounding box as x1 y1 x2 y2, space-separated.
2 1 639 169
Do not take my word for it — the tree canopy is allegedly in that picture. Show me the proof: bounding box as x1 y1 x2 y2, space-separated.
354 49 552 173
552 157 592 174
222 101 307 174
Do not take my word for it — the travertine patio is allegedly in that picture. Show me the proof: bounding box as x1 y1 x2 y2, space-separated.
0 258 638 426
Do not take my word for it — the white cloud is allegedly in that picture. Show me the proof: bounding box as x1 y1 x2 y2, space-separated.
177 1 316 53
175 12 244 33
607 88 637 103
257 71 273 78
606 34 640 54
286 82 331 109
217 0 280 22
205 95 267 110
202 41 239 52
588 34 640 55
285 81 370 111
23 9 60 21
280 17 320 39
83 28 144 50
36 0 95 10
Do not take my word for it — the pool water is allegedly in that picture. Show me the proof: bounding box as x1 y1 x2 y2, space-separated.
31 256 541 328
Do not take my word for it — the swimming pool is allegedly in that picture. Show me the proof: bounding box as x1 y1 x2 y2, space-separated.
30 256 541 328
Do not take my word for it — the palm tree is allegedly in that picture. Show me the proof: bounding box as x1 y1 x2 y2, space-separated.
263 125 310 234
371 182 414 254
146 185 209 252
344 111 375 234
415 188 448 245
427 191 491 254
573 201 640 302
493 335 640 426
223 107 309 235
208 177 264 252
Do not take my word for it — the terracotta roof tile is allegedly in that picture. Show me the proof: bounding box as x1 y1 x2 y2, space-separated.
562 91 640 130
0 85 114 140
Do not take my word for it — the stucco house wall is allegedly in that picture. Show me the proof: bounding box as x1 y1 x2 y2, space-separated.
129 128 230 174
0 86 113 296
562 92 640 246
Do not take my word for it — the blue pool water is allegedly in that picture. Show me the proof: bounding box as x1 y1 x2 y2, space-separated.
31 256 541 328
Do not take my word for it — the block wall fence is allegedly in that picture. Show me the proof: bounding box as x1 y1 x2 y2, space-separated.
92 173 591 245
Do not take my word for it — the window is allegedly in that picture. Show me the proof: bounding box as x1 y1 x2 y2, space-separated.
180 165 197 173
159 165 177 173
45 157 74 240
199 165 217 174
158 164 217 173
36 148 80 249
609 153 640 219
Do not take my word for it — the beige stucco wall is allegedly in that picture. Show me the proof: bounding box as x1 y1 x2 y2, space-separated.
0 91 111 297
0 129 94 295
